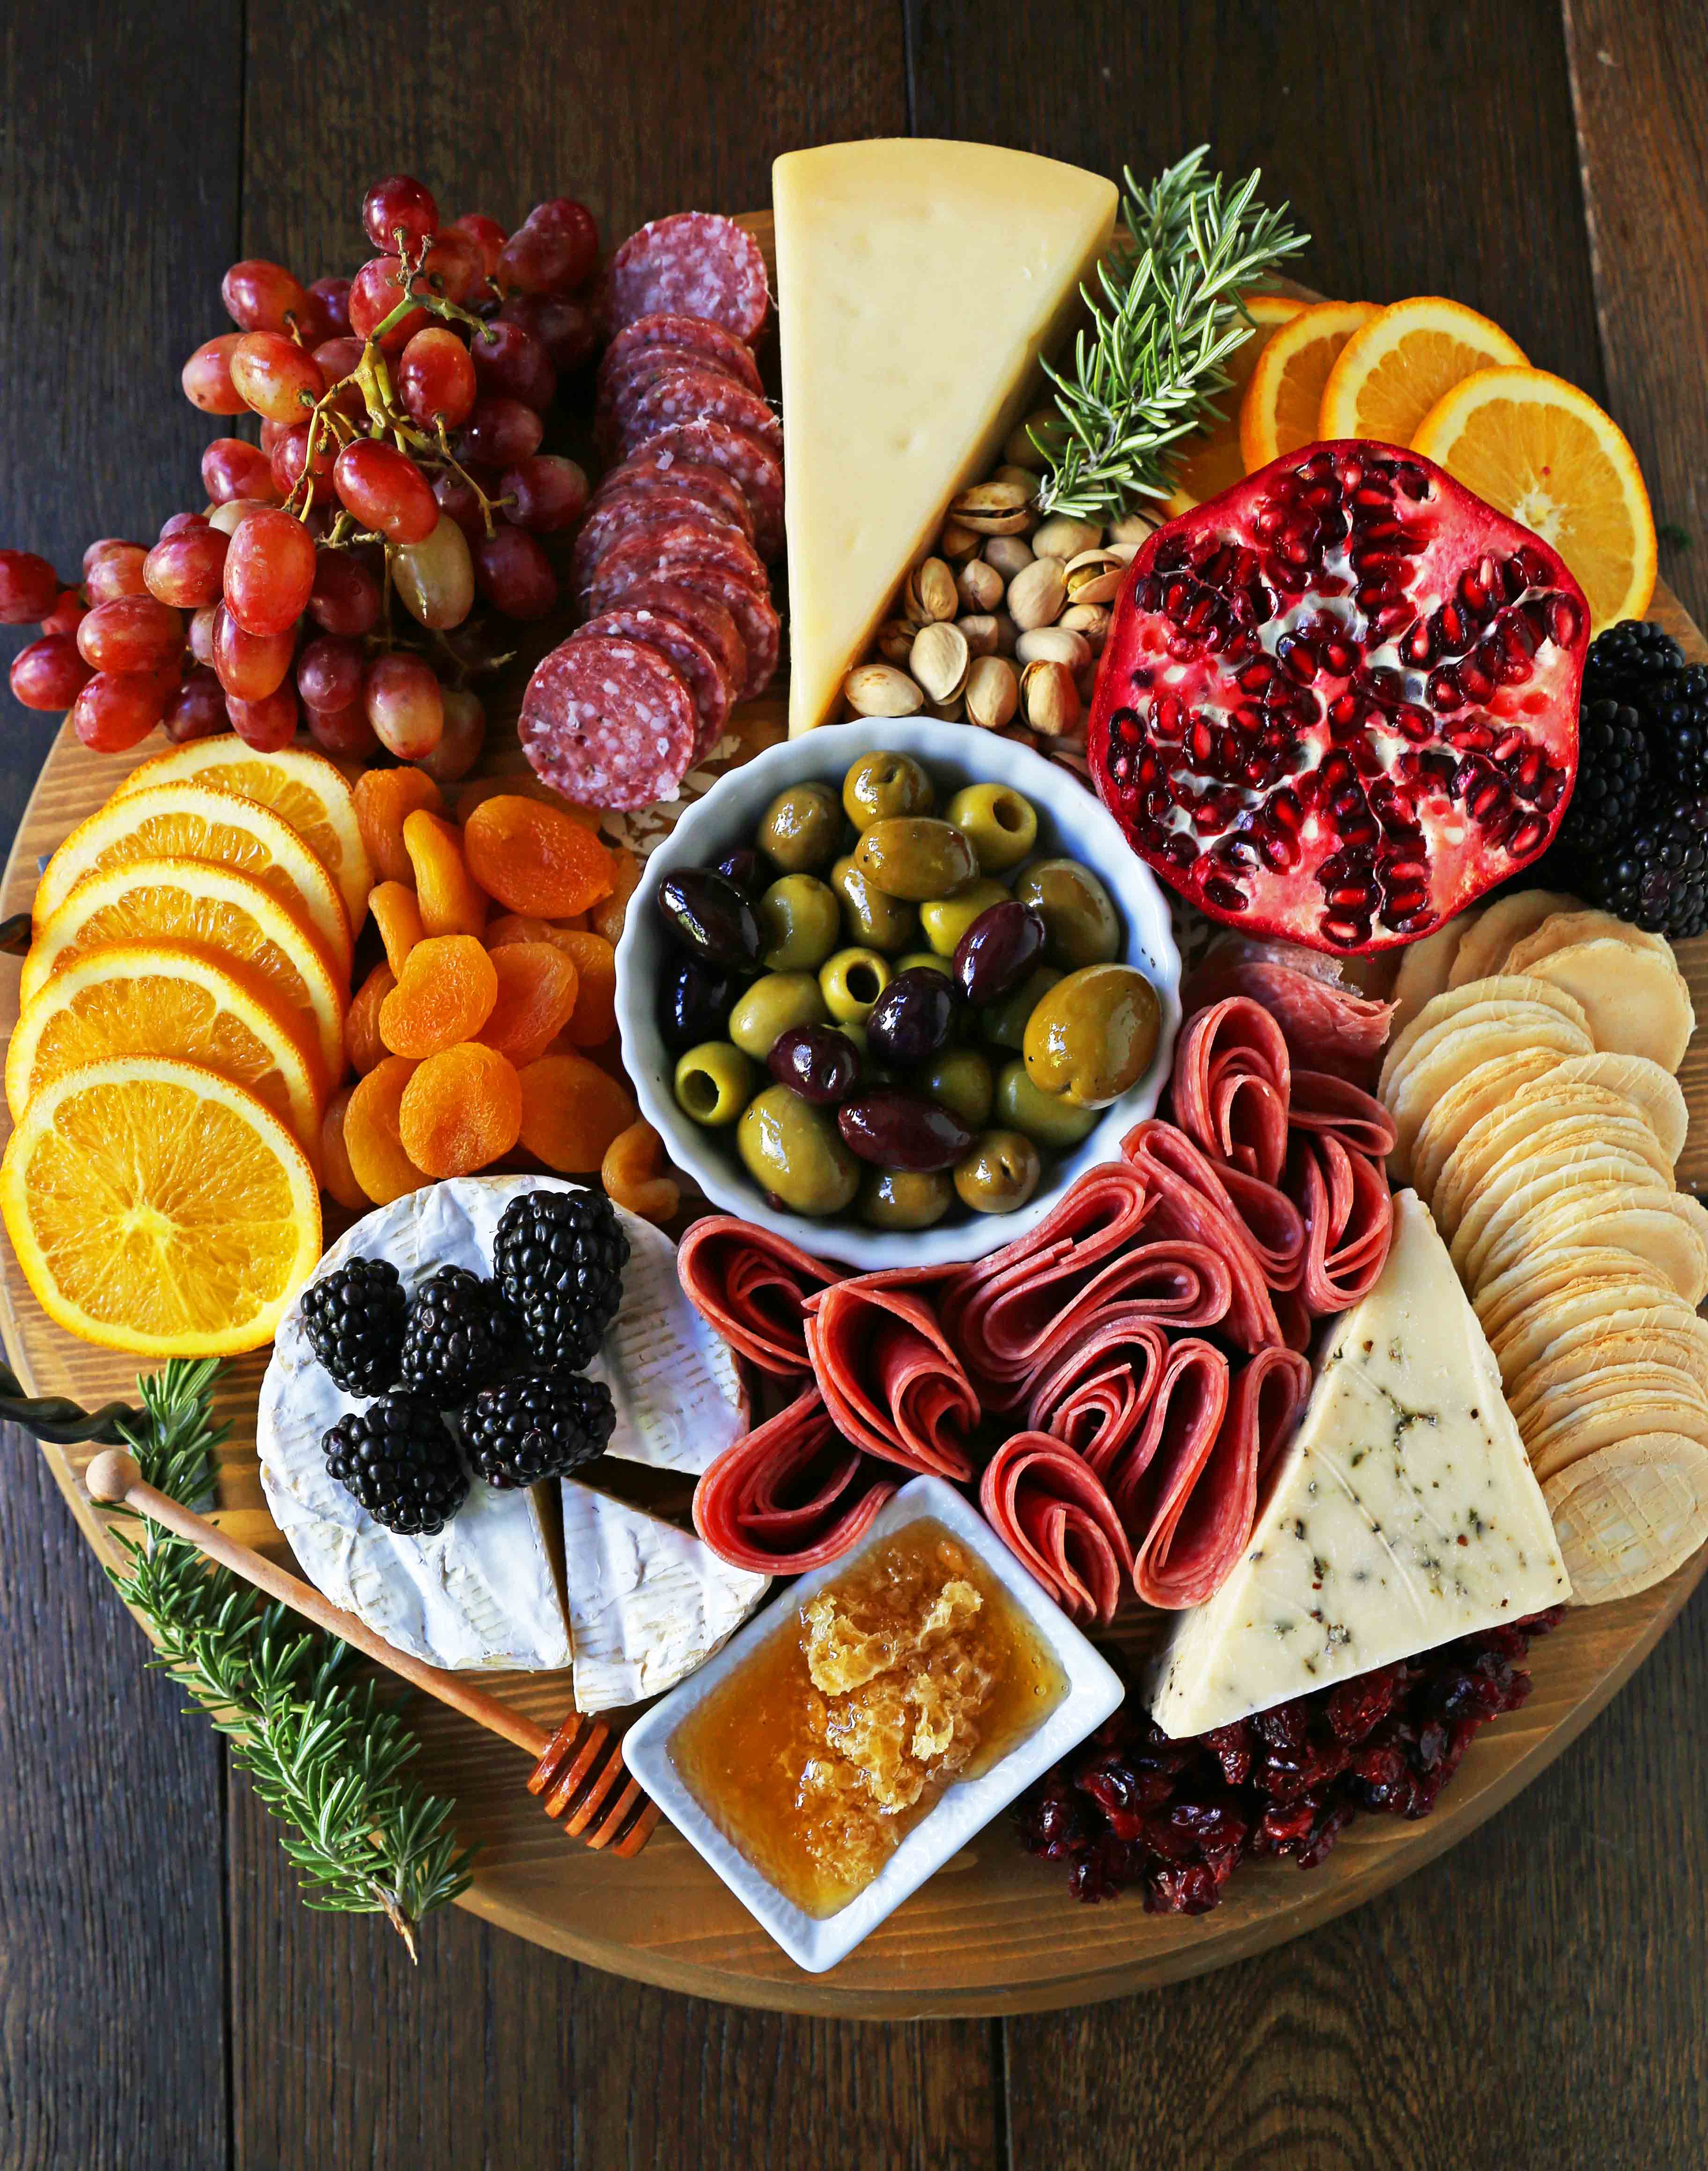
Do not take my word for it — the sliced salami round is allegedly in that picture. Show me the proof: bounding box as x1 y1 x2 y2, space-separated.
598 328 762 406
615 365 781 462
602 312 763 392
519 634 697 810
604 213 769 342
606 578 747 700
576 604 729 757
582 513 766 596
572 486 750 596
587 553 780 702
626 420 784 560
594 347 758 460
589 452 756 544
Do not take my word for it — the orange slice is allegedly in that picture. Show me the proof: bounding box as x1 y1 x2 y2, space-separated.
1161 295 1306 514
6 940 326 1154
35 780 353 975
117 739 373 927
22 857 346 1086
1240 300 1380 469
0 1056 321 1356
1411 366 1657 635
1318 296 1528 445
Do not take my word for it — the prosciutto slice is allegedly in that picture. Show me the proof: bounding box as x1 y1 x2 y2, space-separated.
677 1215 843 1376
803 1272 979 1480
692 1384 896 1572
1181 937 1395 1081
1024 1310 1172 1467
1119 1121 1290 1350
978 1433 1134 1626
1288 1132 1395 1313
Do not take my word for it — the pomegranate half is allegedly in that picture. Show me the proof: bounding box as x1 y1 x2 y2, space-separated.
1089 441 1588 952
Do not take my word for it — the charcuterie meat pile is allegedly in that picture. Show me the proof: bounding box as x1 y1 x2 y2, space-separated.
519 213 783 811
681 957 1399 1624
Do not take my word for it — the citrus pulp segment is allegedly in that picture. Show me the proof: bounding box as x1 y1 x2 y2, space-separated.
1238 299 1379 469
1317 295 1528 444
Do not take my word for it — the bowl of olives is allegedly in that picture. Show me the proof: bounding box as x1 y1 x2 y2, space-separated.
613 719 1182 1268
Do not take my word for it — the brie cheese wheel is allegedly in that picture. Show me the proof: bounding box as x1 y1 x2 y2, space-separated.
1152 1190 1571 1737
560 1481 767 1711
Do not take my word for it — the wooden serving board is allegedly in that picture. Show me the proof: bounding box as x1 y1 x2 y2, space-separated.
3 233 1707 2014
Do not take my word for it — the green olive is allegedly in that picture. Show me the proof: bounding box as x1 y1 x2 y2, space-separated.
859 1167 953 1229
831 854 918 952
757 782 842 873
953 1129 1041 1214
737 1084 860 1216
757 874 840 971
994 1058 1100 1148
896 949 953 978
853 816 979 901
842 750 935 831
915 1047 994 1130
945 782 1039 874
674 1040 756 1126
819 946 892 1023
982 965 1061 1050
1023 964 1162 1108
728 971 829 1060
1013 858 1122 968
920 877 1011 957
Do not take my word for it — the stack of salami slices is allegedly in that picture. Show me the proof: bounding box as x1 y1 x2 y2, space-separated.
518 213 784 811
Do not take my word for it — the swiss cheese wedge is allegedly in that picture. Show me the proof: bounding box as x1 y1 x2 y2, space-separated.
773 140 1117 735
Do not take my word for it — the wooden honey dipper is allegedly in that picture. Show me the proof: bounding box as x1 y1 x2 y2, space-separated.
82 1447 661 1857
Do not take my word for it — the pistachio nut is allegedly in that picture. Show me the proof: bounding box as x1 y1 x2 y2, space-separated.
984 535 1035 581
949 478 1034 535
903 556 959 625
1020 658 1081 736
964 654 1020 731
955 557 1004 613
844 662 925 718
1006 555 1068 632
910 619 970 706
1031 513 1104 561
1016 625 1093 672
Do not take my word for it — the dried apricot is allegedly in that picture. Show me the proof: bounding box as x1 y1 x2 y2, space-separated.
320 1084 369 1211
379 934 497 1058
369 880 424 976
454 773 565 824
602 1119 679 1223
589 847 640 944
353 765 444 884
515 1051 636 1173
399 1042 522 1177
551 929 618 1047
463 794 617 918
485 913 558 949
345 962 397 1075
477 942 580 1067
344 1055 427 1204
403 808 488 938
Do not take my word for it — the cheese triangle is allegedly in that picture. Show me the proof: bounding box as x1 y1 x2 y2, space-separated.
773 140 1117 735
1152 1191 1570 1737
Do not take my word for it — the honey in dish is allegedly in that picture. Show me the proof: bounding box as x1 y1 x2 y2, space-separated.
671 1518 1068 1918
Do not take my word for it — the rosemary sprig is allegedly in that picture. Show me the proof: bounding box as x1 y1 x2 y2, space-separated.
1033 147 1309 525
104 1360 474 1958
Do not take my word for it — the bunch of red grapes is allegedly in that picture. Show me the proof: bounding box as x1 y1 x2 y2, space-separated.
0 174 597 781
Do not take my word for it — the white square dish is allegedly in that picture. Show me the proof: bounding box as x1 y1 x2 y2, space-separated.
623 1475 1126 1973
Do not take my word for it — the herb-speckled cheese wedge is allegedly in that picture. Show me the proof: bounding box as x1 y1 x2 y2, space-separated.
1152 1190 1570 1737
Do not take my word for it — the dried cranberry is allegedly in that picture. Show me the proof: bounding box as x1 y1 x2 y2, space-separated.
1200 1721 1254 1787
1298 1802 1357 1870
1325 1667 1399 1743
1145 1865 1222 1916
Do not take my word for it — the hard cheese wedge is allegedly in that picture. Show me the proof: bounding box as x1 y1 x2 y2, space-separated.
1152 1190 1569 1737
773 139 1117 735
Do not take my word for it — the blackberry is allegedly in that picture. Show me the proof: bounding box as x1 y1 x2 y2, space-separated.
493 1188 629 1370
322 1393 468 1534
300 1257 405 1396
463 1372 616 1488
1643 663 1708 795
398 1266 519 1407
1589 796 1708 939
1556 697 1652 856
1582 618 1683 705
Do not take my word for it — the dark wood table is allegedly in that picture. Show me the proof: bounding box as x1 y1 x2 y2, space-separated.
2 2 1705 2163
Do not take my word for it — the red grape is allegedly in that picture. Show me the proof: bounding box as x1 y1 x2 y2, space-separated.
202 437 278 506
71 669 172 752
418 687 486 782
421 229 484 306
207 499 268 538
41 589 89 636
364 652 444 758
306 550 382 636
457 396 544 468
158 511 209 541
498 200 598 295
270 421 338 498
392 513 474 631
230 331 324 425
84 546 152 603
530 199 599 281
222 259 311 335
162 666 228 743
305 699 380 761
78 595 185 673
188 605 219 666
212 602 294 699
10 634 92 711
501 453 589 532
470 319 556 410
144 525 229 609
182 333 248 415
226 684 300 751
332 440 438 543
363 175 438 254
311 337 367 416
432 469 490 542
348 257 428 351
223 507 316 636
447 213 506 278
398 326 477 429
472 526 557 618
296 633 364 714
497 292 596 372
0 549 61 623
84 537 139 574
309 277 353 339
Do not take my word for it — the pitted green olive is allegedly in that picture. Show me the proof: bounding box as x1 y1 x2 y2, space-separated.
1022 964 1162 1108
953 1129 1041 1214
737 1085 861 1215
673 1041 756 1126
994 1058 1100 1148
757 782 842 872
981 965 1061 1050
728 972 829 1060
758 874 840 971
915 1046 994 1131
831 854 918 952
1013 858 1122 967
946 782 1039 874
853 816 978 901
896 949 952 978
920 878 1010 956
842 750 935 830
819 946 892 1023
859 1167 953 1229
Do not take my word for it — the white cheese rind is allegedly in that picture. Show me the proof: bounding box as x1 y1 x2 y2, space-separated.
560 1482 768 1711
1152 1191 1570 1737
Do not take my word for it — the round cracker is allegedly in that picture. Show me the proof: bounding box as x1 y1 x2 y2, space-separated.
1503 908 1676 975
1435 1108 1671 1240
1493 1287 1694 1384
1448 889 1581 987
1411 1049 1569 1204
1379 982 1592 1099
1517 939 1695 1071
1387 1012 1594 1182
1477 1195 1708 1309
1452 1145 1669 1281
1519 1357 1708 1444
1527 1379 1708 1485
1391 914 1479 1039
1546 1052 1689 1163
1512 1328 1708 1420
1476 1247 1677 1346
1543 1433 1708 1604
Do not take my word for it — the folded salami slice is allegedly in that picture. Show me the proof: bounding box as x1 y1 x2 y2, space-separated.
604 213 770 342
979 1435 1134 1627
518 634 697 810
692 1386 894 1574
616 366 783 464
1181 938 1395 1080
1288 1068 1399 1159
677 1214 843 1376
575 606 729 756
586 554 779 702
601 311 764 391
1130 1344 1312 1609
804 1273 978 1481
604 578 747 704
588 453 757 546
572 487 750 596
627 421 784 561
1170 997 1291 1184
1023 1309 1171 1466
1288 1132 1395 1314
1120 1121 1290 1351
